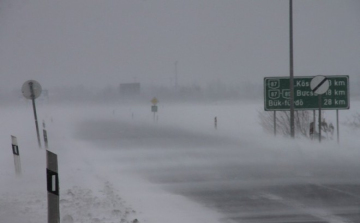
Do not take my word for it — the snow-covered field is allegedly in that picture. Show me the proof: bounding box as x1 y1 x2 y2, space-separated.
1 99 360 223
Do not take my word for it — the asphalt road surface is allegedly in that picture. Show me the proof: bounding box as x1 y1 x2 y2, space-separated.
77 119 360 223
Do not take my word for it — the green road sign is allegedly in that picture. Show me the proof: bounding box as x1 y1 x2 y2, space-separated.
151 105 158 112
264 76 349 111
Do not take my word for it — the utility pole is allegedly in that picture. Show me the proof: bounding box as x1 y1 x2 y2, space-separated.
289 0 295 138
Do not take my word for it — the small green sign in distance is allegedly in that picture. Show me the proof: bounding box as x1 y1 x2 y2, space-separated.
264 76 349 111
151 105 158 112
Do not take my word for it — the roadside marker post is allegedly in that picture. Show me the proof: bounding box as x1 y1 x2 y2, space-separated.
310 76 330 142
151 97 158 122
43 121 49 149
43 129 48 149
214 116 218 129
22 80 42 148
11 136 21 175
46 150 60 223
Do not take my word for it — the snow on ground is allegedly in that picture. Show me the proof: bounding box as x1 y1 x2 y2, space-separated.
0 101 227 223
1 99 360 223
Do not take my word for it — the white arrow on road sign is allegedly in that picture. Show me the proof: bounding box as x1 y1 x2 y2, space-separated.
310 75 329 95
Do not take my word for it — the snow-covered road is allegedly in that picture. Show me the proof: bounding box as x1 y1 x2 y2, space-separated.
1 100 360 223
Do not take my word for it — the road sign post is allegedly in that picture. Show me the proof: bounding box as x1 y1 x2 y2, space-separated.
310 76 330 142
11 136 21 175
318 95 322 142
22 80 42 148
336 110 340 144
313 110 316 133
47 150 60 223
274 111 276 136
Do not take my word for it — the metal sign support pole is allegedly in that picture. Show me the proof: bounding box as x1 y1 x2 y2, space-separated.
336 110 339 144
313 110 316 139
312 109 316 137
30 82 41 148
32 97 41 148
274 111 277 136
318 95 322 142
313 110 316 129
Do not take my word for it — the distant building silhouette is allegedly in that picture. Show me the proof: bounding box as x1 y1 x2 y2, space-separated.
119 83 140 96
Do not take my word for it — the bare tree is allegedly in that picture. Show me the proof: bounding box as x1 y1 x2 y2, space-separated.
259 110 312 138
258 110 333 139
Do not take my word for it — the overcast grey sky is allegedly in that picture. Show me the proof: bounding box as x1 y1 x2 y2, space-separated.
1 0 359 90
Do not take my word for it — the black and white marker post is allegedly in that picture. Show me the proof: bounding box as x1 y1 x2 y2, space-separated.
43 121 49 149
11 136 21 175
151 97 158 122
310 75 330 142
46 150 60 223
22 80 42 148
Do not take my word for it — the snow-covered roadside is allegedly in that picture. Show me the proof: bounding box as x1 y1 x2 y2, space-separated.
0 103 140 223
63 142 225 223
2 99 359 223
50 103 225 223
0 102 225 223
